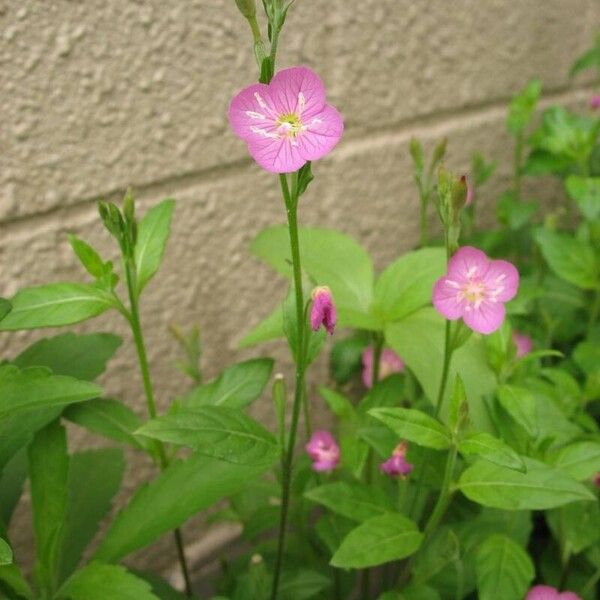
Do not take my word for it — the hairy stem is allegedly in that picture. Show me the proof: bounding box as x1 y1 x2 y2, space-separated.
270 174 307 600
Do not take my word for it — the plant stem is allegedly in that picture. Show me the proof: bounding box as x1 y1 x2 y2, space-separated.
588 287 600 329
419 192 429 248
270 173 307 600
123 259 193 597
580 564 600 597
513 132 523 200
435 320 453 418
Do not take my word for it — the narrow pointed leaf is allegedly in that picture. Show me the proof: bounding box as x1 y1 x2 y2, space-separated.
458 433 526 472
0 538 12 565
0 283 116 330
552 441 600 481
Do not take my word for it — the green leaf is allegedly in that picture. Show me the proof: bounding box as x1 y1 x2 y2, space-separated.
368 407 452 450
0 450 27 528
458 458 594 510
552 441 600 481
534 228 599 290
136 406 278 466
0 365 102 419
0 408 62 469
278 569 330 600
68 235 106 279
507 79 541 135
458 433 525 472
318 387 356 420
573 339 600 377
0 564 33 599
239 304 283 348
385 308 496 431
14 332 122 381
496 385 538 437
251 226 376 329
373 248 446 323
448 375 467 433
0 298 11 322
331 513 423 569
0 539 12 566
547 501 600 554
58 562 159 600
64 399 148 450
94 452 270 562
180 359 273 410
496 192 538 229
135 199 175 293
59 449 125 582
565 175 600 221
305 482 395 523
29 420 69 596
0 283 116 330
475 534 534 600
570 40 600 76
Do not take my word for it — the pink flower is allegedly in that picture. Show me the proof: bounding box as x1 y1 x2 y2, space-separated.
432 246 519 335
380 442 413 478
310 286 336 335
513 331 533 357
590 94 600 110
362 346 405 388
305 430 340 472
228 66 343 173
526 585 581 600
593 472 600 487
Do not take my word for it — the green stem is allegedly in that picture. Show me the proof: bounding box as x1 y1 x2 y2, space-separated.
435 320 453 418
588 287 600 329
270 174 307 600
513 132 523 200
580 564 600 596
123 259 193 597
419 193 429 248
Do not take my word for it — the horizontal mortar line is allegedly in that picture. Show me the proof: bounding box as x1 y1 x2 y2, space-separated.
1 81 596 239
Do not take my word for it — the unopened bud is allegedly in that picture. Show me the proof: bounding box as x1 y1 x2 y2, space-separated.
235 0 256 19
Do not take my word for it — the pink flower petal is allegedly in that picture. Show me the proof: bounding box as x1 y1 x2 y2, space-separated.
483 259 520 302
557 593 582 600
462 300 506 334
228 82 278 142
447 246 490 281
432 276 467 320
270 66 326 119
246 135 307 173
297 104 344 161
526 586 560 600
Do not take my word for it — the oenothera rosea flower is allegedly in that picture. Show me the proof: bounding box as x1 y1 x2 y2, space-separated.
432 246 519 335
525 585 581 600
362 346 405 388
305 430 340 472
310 286 336 335
512 330 533 357
228 66 343 173
380 442 413 478
590 94 600 110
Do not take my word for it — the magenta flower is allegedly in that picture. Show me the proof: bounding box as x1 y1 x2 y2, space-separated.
590 94 600 110
380 442 413 478
310 286 336 335
362 346 405 388
513 331 533 358
228 66 343 173
526 585 581 600
432 246 519 335
305 430 340 472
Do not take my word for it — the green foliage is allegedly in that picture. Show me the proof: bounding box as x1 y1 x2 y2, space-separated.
458 433 525 472
566 175 600 221
58 562 160 600
475 534 534 600
458 458 594 510
0 539 12 566
134 199 175 294
0 365 101 419
137 406 278 466
94 453 271 562
14 332 122 381
0 283 116 330
180 358 273 409
330 513 423 569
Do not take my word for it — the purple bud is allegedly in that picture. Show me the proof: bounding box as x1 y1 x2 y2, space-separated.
310 286 336 335
380 442 413 478
305 430 340 472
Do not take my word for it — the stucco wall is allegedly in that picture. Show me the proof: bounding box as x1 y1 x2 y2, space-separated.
2 0 599 583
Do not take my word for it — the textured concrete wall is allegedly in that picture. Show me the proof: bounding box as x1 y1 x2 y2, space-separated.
2 0 599 582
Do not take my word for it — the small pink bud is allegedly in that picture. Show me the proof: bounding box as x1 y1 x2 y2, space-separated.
512 331 533 358
305 430 340 472
590 94 600 110
362 346 405 388
464 176 474 206
310 286 336 335
380 442 413 478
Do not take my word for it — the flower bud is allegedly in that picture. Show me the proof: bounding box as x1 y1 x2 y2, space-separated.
380 442 413 478
310 286 336 335
234 0 256 19
305 431 340 472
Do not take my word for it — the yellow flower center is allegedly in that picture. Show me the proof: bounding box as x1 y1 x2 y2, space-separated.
277 112 304 138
